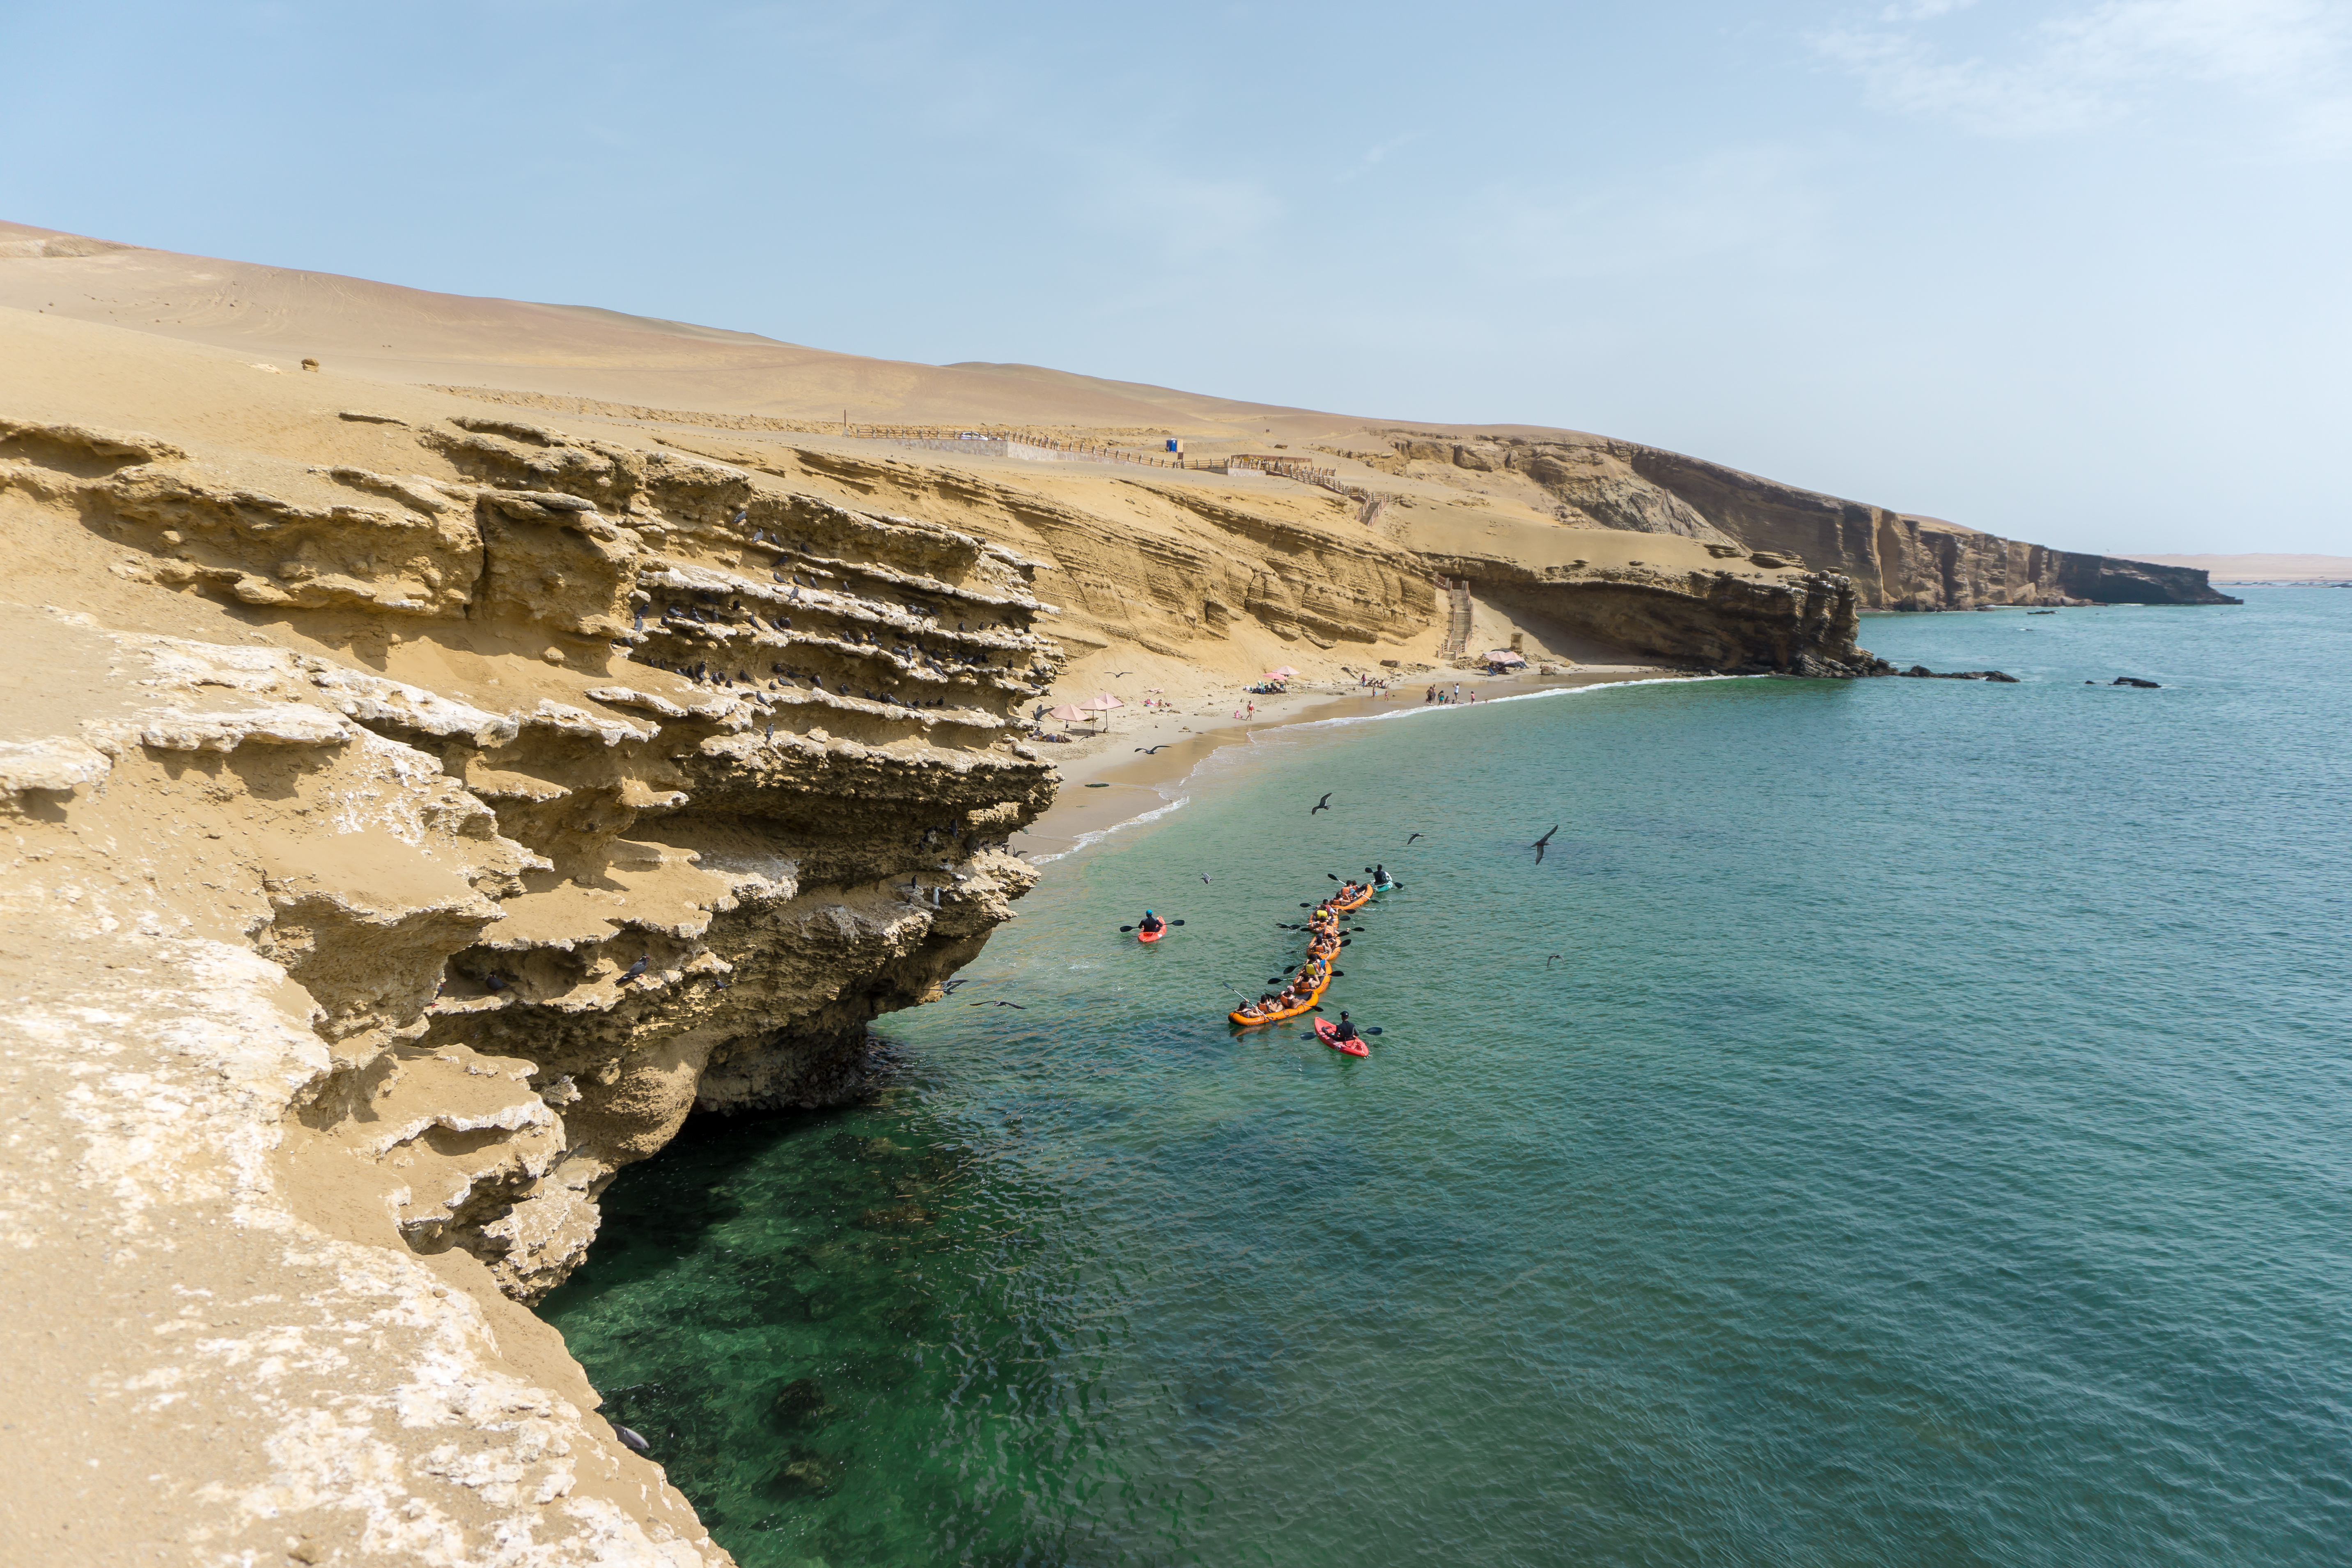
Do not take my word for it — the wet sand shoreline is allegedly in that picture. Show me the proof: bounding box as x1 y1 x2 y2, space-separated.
1012 663 1691 867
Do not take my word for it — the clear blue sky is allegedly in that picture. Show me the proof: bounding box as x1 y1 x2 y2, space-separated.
7 0 2348 554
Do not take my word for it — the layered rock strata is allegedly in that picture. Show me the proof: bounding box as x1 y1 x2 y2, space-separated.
1422 548 1881 676
0 407 1064 1563
1376 430 2240 609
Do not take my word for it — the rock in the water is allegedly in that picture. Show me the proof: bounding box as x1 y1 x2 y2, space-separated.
2112 676 2162 688
1893 666 2018 682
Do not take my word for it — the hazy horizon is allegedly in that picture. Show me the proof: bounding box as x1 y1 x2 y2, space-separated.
6 0 2348 556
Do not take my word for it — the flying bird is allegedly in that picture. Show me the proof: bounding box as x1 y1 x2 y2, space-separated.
1200 874 1212 884
1135 744 1170 753
1405 832 1423 845
1533 824 1559 865
1547 953 1563 967
613 1425 650 1453
1310 793 1333 815
971 1000 1027 1009
1107 671 1133 678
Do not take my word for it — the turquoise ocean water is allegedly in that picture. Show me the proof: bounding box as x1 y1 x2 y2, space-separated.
542 590 2352 1567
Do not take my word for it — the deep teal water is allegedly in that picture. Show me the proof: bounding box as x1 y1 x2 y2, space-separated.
542 591 2352 1568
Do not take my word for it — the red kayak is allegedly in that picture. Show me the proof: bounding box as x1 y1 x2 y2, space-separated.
1137 925 1164 943
1314 1018 1369 1057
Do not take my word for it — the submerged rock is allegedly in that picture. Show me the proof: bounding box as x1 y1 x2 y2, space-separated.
1891 666 2020 682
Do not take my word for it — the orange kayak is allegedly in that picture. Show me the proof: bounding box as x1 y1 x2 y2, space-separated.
1229 968 1330 1026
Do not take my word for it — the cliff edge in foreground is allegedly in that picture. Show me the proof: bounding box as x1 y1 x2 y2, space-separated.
1 324 1066 1563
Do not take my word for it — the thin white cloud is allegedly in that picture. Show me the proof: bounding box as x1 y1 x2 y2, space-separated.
1815 0 2352 153
1340 131 1424 181
1459 147 1833 287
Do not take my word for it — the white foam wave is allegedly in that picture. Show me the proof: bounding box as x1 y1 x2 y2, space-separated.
1257 674 1751 737
1033 677 1747 866
1027 794 1192 864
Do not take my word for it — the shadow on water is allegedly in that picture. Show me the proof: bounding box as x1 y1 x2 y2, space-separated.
540 1079 1127 1567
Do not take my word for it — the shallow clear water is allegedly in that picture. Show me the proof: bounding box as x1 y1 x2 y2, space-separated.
542 591 2352 1567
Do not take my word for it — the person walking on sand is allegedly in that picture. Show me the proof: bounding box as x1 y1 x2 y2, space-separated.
1452 682 1461 703
1424 684 1436 704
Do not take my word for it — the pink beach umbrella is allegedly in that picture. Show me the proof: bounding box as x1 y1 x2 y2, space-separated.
1079 692 1125 729
1047 703 1089 727
1264 665 1298 679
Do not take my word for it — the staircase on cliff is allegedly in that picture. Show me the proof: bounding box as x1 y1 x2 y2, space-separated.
1436 577 1474 658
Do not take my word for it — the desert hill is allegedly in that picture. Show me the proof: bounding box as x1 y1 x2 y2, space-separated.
0 219 2236 610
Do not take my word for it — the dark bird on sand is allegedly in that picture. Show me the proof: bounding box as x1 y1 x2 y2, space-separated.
1533 824 1559 865
1310 793 1333 815
1135 744 1170 753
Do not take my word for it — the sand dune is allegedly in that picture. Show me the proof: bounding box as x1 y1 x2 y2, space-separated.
0 219 1324 432
1 216 2237 616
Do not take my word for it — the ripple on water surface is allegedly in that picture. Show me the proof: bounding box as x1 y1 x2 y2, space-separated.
543 593 2352 1568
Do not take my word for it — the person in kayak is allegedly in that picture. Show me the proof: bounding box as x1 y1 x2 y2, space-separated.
1331 1012 1361 1045
1138 911 1165 936
1372 864 1391 888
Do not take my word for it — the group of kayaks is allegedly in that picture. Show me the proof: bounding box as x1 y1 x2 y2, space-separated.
1226 876 1389 1053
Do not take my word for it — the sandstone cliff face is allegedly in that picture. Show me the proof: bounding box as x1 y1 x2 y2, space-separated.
0 399 1068 1563
1377 429 2240 609
1429 554 1879 676
643 435 1446 660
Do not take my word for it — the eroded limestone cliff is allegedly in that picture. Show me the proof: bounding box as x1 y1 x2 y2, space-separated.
0 381 1064 1563
1369 430 2240 609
